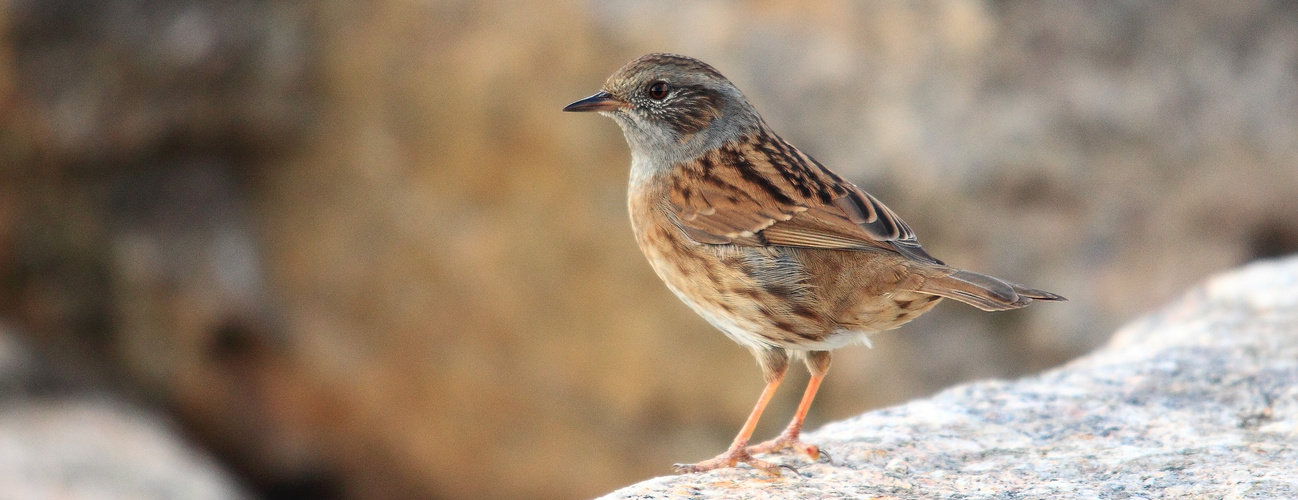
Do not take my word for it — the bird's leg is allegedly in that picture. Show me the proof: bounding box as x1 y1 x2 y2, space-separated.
748 351 829 461
746 375 823 459
674 349 791 475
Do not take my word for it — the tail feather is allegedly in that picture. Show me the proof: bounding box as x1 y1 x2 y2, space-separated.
920 269 1066 312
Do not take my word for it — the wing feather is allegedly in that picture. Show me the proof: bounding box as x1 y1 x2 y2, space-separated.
667 129 943 265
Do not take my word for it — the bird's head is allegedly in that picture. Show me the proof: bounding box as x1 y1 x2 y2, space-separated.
564 53 762 169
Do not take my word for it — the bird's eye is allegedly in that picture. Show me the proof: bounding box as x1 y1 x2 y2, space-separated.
647 81 669 100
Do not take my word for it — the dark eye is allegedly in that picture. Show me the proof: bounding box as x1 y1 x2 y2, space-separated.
647 81 669 100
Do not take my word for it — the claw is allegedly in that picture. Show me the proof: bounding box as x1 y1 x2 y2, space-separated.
818 448 834 465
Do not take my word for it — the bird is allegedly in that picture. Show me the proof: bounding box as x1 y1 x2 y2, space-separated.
564 53 1064 475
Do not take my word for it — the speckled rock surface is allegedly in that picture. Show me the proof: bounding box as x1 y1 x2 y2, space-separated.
601 257 1298 499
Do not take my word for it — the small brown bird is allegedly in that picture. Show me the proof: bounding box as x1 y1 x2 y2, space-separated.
564 53 1063 475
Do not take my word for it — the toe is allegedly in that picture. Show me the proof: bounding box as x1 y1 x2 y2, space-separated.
747 435 822 461
673 448 794 476
744 456 788 476
671 462 702 474
797 442 821 461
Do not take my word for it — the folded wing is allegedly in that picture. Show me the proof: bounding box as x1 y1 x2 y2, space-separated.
666 131 943 266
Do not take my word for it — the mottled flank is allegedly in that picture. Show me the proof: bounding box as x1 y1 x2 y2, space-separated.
601 257 1298 499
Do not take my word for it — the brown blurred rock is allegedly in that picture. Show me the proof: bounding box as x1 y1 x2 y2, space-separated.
6 0 312 163
1 0 326 496
2 1 1297 500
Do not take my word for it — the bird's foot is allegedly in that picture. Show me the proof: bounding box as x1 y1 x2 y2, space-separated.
673 446 798 476
747 432 826 462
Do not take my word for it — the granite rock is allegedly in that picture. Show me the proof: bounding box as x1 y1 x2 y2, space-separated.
601 256 1298 499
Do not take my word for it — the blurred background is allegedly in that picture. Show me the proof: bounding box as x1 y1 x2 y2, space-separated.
1 0 1296 498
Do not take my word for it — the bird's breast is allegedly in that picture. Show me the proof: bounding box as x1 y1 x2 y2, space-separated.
628 184 833 350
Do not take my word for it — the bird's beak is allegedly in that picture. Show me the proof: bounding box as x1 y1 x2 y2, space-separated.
563 90 625 112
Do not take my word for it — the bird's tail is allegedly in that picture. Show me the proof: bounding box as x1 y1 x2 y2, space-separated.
919 269 1065 312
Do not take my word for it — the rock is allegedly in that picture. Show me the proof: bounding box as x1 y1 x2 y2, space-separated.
3 1 320 494
7 0 314 164
0 324 248 499
0 324 39 398
0 399 251 500
600 256 1298 499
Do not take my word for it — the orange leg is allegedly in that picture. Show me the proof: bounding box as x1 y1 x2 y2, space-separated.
747 373 824 460
673 373 792 475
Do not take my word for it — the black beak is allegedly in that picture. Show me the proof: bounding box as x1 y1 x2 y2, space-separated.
563 91 624 112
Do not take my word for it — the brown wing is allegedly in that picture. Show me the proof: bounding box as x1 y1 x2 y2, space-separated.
666 130 944 266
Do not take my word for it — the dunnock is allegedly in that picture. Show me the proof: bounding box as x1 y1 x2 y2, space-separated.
565 53 1063 474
